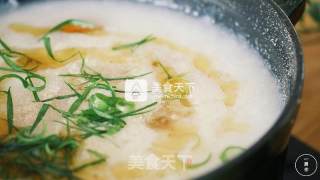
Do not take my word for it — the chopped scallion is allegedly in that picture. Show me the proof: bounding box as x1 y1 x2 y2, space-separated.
220 146 245 162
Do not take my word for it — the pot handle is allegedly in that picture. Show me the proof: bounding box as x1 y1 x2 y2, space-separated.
273 0 306 24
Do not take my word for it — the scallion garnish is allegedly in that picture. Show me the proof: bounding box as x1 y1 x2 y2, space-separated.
0 127 105 179
0 38 41 70
42 36 79 62
0 27 158 178
6 88 13 134
73 149 107 172
40 82 80 102
29 104 50 134
0 88 14 134
40 19 97 40
155 61 173 80
40 94 78 103
60 71 153 81
0 54 46 101
0 107 106 179
220 146 245 162
112 35 156 51
0 74 28 88
42 36 57 60
186 153 212 169
65 82 81 97
68 84 96 114
39 19 97 63
47 57 157 138
0 40 47 102
0 38 14 52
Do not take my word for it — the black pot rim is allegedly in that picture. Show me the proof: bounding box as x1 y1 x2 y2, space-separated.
198 0 304 179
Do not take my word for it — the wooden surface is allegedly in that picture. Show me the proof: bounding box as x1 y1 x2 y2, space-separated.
292 30 320 151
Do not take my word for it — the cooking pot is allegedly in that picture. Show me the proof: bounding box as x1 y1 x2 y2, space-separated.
0 0 305 179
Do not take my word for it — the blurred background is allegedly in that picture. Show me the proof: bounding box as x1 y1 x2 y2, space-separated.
293 0 320 151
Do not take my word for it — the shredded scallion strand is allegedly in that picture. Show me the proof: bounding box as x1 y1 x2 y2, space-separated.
0 88 14 134
40 19 97 40
186 153 212 169
39 19 97 62
112 35 155 50
0 43 47 102
73 149 107 172
29 104 50 134
42 36 80 62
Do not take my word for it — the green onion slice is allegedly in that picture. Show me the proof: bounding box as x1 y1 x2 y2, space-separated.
220 146 245 162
